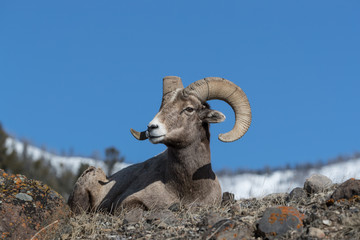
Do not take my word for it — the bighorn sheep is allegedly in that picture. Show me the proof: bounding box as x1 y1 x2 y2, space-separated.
68 76 251 213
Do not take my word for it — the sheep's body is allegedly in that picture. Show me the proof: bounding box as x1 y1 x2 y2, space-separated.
69 148 221 212
68 76 251 213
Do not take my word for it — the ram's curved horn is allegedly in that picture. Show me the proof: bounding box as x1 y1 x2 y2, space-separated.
183 77 251 142
130 128 148 141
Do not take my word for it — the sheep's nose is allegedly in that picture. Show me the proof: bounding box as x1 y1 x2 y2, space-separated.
148 124 159 130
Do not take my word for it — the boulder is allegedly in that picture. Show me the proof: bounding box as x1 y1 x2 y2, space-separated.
330 178 360 201
201 212 226 228
304 173 333 194
0 169 70 239
168 202 181 212
221 192 235 206
262 192 288 204
257 206 304 238
202 219 236 240
287 187 307 202
308 227 326 239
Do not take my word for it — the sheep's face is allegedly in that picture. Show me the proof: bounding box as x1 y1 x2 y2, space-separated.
147 89 225 148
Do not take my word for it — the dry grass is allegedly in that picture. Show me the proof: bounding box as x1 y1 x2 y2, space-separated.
53 202 237 240
50 184 360 239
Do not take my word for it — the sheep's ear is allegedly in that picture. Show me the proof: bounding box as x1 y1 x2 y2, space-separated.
202 109 226 123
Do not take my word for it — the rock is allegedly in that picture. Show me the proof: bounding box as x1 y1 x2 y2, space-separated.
308 227 326 238
146 209 177 225
211 225 252 240
229 204 241 215
349 206 359 213
157 221 168 229
330 178 360 201
0 175 5 185
262 192 288 204
15 192 33 201
221 192 235 206
257 206 304 238
124 208 144 224
241 215 256 225
126 225 136 231
304 173 333 194
287 187 307 202
0 169 70 240
168 202 181 212
322 219 332 226
61 233 70 239
202 219 236 240
201 212 225 228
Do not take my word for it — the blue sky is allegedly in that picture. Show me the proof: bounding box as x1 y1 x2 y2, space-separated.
1 1 359 171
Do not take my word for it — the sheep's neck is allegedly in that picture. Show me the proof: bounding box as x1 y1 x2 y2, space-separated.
165 138 215 198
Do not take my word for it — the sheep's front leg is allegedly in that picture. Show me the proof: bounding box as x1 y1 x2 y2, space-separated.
68 166 111 213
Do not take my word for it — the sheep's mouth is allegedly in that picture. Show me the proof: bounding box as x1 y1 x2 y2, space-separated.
149 134 165 143
149 134 165 139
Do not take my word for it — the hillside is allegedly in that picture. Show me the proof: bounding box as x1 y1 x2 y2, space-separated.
5 137 129 177
220 157 360 198
4 137 360 199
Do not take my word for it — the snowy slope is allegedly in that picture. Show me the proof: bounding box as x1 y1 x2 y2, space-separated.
219 157 360 199
5 137 360 199
5 137 129 176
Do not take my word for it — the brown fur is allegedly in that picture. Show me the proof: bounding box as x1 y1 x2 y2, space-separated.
68 89 224 213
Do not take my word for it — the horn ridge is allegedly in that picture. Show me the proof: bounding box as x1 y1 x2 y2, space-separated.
184 77 251 142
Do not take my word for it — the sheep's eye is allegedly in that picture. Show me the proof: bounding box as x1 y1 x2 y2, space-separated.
185 107 194 113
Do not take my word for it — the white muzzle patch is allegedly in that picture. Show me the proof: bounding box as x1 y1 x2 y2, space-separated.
148 115 167 144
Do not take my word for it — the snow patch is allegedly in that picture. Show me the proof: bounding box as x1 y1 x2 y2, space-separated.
219 158 360 199
5 138 129 176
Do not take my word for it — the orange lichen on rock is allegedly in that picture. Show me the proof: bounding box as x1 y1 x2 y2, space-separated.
277 206 304 221
0 168 70 239
258 206 304 237
349 195 360 202
1 232 10 239
14 177 22 184
330 178 360 201
326 198 335 206
337 198 347 203
268 206 304 228
268 212 283 224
